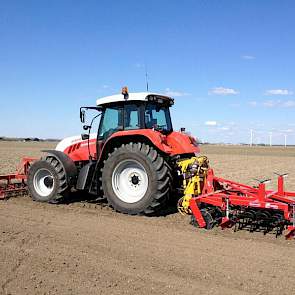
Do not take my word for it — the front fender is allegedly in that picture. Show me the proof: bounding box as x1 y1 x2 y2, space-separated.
42 150 78 184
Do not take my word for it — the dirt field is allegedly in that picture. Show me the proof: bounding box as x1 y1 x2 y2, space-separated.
1 141 295 295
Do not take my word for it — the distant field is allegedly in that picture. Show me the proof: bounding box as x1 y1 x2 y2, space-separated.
201 145 295 191
0 141 57 174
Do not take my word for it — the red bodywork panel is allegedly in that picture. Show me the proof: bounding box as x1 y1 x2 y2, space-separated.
62 130 200 162
63 139 97 162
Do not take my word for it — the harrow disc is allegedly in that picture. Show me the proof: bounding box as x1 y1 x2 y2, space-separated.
190 208 215 230
177 197 191 215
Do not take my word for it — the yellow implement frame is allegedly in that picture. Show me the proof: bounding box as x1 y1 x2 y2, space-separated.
177 156 209 215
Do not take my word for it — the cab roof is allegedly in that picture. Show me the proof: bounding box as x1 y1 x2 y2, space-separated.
96 92 173 106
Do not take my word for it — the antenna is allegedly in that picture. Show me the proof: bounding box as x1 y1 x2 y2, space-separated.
144 64 149 92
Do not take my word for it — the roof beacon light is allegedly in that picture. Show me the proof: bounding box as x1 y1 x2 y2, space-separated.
121 86 129 100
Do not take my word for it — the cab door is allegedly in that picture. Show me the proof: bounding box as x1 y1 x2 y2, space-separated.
97 105 123 158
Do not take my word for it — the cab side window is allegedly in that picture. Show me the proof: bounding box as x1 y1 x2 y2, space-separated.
145 104 171 130
99 107 123 138
124 104 140 130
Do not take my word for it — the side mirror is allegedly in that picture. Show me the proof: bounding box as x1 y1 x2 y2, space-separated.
80 109 85 123
83 125 90 130
81 133 89 140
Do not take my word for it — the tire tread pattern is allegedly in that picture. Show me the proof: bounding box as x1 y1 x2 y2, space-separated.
46 156 68 195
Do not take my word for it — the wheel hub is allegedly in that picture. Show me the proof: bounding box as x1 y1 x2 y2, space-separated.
33 168 55 197
130 173 141 186
112 159 148 203
44 176 54 188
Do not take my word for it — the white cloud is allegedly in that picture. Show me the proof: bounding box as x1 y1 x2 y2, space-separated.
209 87 239 95
102 85 110 89
164 88 190 97
253 99 295 108
262 100 280 108
219 126 230 131
282 100 295 108
205 121 217 126
248 101 258 107
242 55 255 60
265 89 293 95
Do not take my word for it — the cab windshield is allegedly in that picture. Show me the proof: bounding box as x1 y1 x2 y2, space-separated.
145 103 172 132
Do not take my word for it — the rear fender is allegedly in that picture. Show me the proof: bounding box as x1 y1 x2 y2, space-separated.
42 150 78 185
98 129 199 161
98 130 172 162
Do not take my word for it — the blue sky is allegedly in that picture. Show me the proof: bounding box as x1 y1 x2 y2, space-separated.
0 0 294 144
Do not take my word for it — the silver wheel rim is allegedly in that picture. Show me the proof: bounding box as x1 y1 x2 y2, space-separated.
33 168 55 197
112 159 148 203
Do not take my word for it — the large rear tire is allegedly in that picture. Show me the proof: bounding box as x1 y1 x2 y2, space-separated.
27 157 69 203
101 142 171 215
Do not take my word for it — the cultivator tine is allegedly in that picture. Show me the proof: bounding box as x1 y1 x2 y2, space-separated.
0 158 36 200
234 209 286 236
0 178 28 199
235 210 255 232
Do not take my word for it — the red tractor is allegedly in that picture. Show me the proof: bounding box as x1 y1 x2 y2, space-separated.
27 89 199 215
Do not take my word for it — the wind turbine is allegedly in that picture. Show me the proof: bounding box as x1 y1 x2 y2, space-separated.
269 132 272 146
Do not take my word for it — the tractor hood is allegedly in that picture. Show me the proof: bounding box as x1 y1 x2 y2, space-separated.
165 131 200 155
55 134 97 152
55 133 97 162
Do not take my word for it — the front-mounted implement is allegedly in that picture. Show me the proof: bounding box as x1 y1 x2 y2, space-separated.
0 158 36 199
177 157 295 239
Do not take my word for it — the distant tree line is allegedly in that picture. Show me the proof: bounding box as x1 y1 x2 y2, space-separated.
0 137 59 142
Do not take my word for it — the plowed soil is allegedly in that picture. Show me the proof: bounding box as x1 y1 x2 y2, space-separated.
1 142 295 295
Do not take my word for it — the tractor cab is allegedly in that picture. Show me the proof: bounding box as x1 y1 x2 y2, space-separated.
96 90 174 140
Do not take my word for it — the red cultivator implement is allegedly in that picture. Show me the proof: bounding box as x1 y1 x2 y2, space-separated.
189 168 295 239
0 158 36 199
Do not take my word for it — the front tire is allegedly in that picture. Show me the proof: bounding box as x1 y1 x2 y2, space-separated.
102 142 171 215
28 158 69 203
